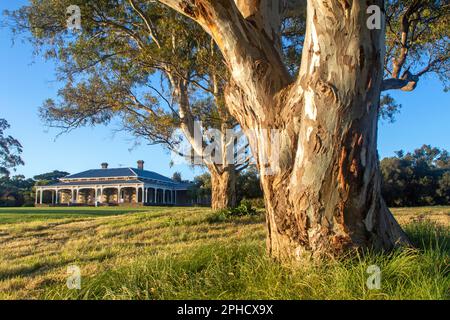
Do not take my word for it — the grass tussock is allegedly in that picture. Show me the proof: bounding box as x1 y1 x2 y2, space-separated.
0 206 448 300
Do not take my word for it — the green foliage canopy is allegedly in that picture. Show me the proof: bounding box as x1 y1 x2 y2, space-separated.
381 145 450 206
0 119 24 177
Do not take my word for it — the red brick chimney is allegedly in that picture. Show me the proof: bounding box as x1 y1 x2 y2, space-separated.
101 162 108 169
137 160 144 170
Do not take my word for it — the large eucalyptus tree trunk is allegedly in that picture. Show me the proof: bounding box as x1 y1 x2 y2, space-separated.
234 1 408 260
160 0 410 260
224 1 409 260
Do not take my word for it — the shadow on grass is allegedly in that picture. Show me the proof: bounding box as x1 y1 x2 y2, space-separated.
85 221 447 299
44 231 449 300
0 249 118 281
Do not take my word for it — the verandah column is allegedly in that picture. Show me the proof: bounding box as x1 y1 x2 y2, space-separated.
135 186 139 204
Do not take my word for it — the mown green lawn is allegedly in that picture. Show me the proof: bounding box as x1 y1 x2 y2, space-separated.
0 206 152 224
0 206 448 300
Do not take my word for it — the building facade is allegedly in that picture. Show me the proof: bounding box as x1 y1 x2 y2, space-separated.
35 161 191 206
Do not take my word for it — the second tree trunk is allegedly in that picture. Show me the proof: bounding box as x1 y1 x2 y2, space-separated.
210 166 237 210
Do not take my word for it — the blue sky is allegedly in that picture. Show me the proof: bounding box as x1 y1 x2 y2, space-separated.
0 1 449 180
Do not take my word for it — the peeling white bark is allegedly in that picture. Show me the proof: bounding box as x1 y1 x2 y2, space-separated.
309 21 321 74
304 89 317 121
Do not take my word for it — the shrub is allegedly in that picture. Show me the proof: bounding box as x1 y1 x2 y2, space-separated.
205 210 229 223
228 200 258 217
244 198 265 209
206 201 258 223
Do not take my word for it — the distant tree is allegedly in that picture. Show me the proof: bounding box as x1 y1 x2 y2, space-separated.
0 175 35 207
188 173 211 205
0 119 24 177
189 168 263 205
381 145 450 206
0 169 71 206
172 172 182 183
437 172 450 204
33 170 69 184
236 166 263 203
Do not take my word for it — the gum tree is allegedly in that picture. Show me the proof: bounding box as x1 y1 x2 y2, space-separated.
0 119 24 177
152 0 448 259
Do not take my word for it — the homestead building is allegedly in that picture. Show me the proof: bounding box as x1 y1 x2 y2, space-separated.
35 161 192 206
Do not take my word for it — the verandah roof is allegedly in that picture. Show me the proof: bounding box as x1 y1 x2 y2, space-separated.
45 179 145 188
38 179 191 190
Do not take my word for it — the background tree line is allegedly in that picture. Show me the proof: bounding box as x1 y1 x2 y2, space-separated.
189 145 450 209
0 170 69 207
381 145 450 207
1 118 449 208
2 144 449 208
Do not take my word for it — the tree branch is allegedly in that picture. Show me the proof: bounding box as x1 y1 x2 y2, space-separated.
382 55 449 92
382 70 419 92
157 0 291 106
128 0 161 48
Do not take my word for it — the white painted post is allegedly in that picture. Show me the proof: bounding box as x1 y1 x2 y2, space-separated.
143 188 146 204
155 188 158 204
40 189 43 204
95 189 98 207
55 190 59 205
35 189 38 205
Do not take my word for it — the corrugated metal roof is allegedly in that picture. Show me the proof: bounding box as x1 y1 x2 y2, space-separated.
131 168 175 183
64 168 135 179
